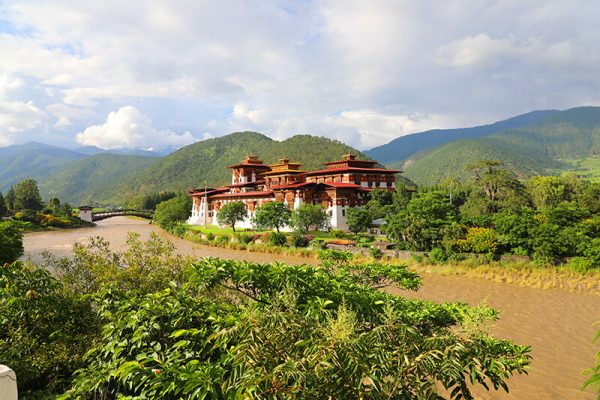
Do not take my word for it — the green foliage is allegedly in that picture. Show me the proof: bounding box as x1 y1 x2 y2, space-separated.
216 201 248 232
39 153 156 205
0 191 6 216
267 231 287 246
292 203 330 233
0 142 86 194
252 201 291 232
0 261 98 397
127 191 177 210
44 233 189 295
0 221 24 264
385 191 456 251
153 193 192 229
345 207 372 234
234 232 254 244
429 247 448 264
290 232 310 247
62 257 529 399
583 327 600 396
13 178 44 211
369 246 384 260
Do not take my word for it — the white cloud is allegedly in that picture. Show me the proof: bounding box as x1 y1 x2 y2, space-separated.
2 1 600 150
75 106 199 150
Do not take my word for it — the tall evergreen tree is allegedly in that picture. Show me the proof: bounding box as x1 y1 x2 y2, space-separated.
5 186 15 211
13 179 44 211
0 192 6 217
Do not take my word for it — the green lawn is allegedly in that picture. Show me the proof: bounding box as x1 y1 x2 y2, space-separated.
562 156 600 181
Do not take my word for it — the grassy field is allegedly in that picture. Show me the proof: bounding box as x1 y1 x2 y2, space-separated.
562 156 600 181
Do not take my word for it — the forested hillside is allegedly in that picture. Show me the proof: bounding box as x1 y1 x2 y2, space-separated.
365 110 557 164
38 154 157 205
0 142 87 192
402 107 600 185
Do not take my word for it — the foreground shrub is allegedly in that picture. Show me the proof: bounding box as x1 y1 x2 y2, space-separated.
0 262 98 397
62 257 530 399
0 221 24 264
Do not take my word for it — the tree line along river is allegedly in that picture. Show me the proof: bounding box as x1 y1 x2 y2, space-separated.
22 216 600 400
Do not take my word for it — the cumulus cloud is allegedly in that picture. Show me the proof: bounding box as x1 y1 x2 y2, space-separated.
0 73 47 146
75 106 199 150
2 1 600 149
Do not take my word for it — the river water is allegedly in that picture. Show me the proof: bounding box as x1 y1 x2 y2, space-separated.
22 217 600 399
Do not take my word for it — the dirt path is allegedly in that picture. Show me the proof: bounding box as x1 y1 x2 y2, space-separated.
23 217 600 399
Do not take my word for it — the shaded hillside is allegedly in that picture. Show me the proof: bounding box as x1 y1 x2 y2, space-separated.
106 132 373 202
39 154 157 204
365 110 557 164
0 142 87 192
403 107 600 185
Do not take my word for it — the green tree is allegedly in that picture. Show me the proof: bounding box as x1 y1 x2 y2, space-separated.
291 203 330 233
463 160 530 215
217 201 248 231
5 186 15 212
252 201 291 232
0 221 24 264
526 175 578 209
13 179 44 211
0 191 6 217
386 191 456 251
345 207 372 234
153 194 192 229
47 197 61 214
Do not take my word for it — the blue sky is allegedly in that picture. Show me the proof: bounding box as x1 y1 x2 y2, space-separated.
1 0 599 151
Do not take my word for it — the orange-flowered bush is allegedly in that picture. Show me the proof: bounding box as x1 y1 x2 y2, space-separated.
457 227 498 254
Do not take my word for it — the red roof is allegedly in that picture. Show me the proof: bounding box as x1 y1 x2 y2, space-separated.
324 159 377 166
210 190 274 199
189 187 228 196
302 167 401 176
227 163 271 169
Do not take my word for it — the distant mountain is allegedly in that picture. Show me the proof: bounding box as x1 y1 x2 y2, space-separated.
39 153 157 205
402 107 600 185
102 131 374 203
365 110 558 165
0 142 87 192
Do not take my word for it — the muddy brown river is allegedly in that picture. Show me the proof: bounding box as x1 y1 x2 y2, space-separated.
23 217 600 399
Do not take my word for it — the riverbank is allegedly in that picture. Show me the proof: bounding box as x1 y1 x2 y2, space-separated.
169 224 600 296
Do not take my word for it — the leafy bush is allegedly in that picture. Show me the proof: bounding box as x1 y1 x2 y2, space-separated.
310 237 327 250
235 232 254 244
215 235 230 245
429 247 448 264
268 231 287 246
457 227 498 254
290 232 310 247
62 257 530 399
0 262 98 397
331 229 347 238
0 221 24 264
369 247 383 260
